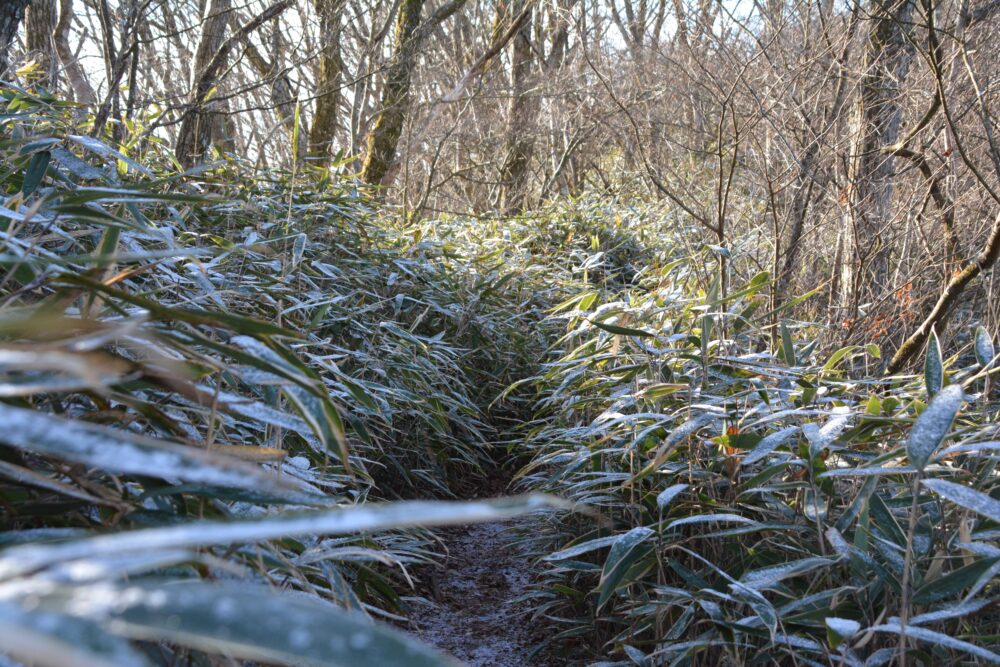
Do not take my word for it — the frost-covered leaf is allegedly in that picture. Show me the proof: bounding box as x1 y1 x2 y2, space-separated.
0 602 152 667
0 495 561 579
739 557 836 590
655 484 688 511
634 414 719 482
867 624 1000 663
740 426 799 467
772 633 823 651
597 527 655 609
938 440 1000 458
231 336 350 470
622 644 650 666
730 583 778 635
825 617 860 638
975 326 995 368
922 479 1000 525
0 403 324 504
66 135 153 176
908 598 992 625
291 233 307 268
907 384 963 470
544 534 621 562
925 329 944 398
33 580 460 667
51 147 106 181
820 466 918 478
666 514 758 530
805 407 851 460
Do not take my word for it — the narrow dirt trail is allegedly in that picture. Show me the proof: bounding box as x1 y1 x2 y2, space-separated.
408 519 563 667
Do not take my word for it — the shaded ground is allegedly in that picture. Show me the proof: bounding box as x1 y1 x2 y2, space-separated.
407 519 566 667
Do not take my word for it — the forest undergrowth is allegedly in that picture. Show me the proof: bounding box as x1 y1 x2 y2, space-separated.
3 86 1000 667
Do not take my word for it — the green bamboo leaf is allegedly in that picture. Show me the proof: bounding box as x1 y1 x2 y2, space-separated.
656 483 689 511
975 326 995 368
825 617 860 649
925 328 943 397
291 100 301 167
701 313 712 360
0 602 152 667
0 495 562 579
913 557 1000 604
33 580 460 667
590 319 654 338
543 534 621 562
822 346 858 371
0 402 326 506
906 384 963 470
740 426 799 467
22 150 51 195
922 478 1000 524
867 624 1000 663
780 321 795 366
597 527 655 609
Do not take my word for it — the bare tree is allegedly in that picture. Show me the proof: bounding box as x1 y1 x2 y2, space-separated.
497 0 536 212
25 0 58 86
839 0 917 316
54 0 95 104
309 0 347 165
0 0 30 79
359 0 427 185
176 0 234 167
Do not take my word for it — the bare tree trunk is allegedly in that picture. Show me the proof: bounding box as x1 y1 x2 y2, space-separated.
54 0 95 104
359 0 427 186
840 0 916 315
25 0 58 87
309 0 346 165
0 0 30 79
175 0 293 166
498 0 535 213
176 0 233 167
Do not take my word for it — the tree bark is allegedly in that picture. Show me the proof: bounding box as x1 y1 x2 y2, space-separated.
358 0 427 186
887 212 1000 373
498 0 536 213
308 0 346 165
175 0 233 167
25 0 58 87
54 0 95 104
0 0 30 80
840 0 916 315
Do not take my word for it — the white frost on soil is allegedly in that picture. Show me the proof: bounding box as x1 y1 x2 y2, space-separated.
408 520 549 667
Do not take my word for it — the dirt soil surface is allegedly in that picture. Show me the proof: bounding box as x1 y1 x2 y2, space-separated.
407 519 566 667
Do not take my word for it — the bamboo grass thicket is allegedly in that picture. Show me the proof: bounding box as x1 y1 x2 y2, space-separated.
2 86 1000 666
